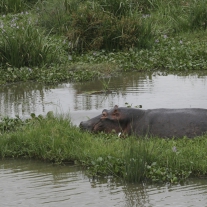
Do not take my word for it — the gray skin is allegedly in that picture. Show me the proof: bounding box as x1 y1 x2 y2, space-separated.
79 105 207 138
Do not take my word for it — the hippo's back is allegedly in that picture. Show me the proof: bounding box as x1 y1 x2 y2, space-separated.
142 108 207 138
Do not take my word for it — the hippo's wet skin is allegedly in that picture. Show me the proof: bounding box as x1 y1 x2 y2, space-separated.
79 105 207 138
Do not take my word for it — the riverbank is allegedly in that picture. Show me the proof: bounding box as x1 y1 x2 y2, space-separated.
1 114 207 183
1 0 207 85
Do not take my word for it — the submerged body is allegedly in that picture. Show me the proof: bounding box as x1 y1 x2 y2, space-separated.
79 105 207 138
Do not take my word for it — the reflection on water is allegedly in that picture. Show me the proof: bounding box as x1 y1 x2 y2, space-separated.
0 71 207 125
1 159 207 207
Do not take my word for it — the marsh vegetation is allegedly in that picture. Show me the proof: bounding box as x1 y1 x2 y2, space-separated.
0 0 207 85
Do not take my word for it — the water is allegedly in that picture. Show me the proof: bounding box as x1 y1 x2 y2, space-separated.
1 71 207 206
1 159 207 207
1 71 207 125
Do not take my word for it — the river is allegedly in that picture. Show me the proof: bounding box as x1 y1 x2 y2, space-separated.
1 159 207 207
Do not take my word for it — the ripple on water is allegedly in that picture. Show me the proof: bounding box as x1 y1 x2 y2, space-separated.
1 71 207 125
1 160 207 207
0 160 126 207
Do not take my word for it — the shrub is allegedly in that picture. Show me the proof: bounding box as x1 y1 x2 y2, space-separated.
36 0 154 52
67 7 153 52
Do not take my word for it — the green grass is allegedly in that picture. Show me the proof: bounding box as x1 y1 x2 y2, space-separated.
0 0 207 85
0 0 25 14
0 16 65 68
1 114 207 184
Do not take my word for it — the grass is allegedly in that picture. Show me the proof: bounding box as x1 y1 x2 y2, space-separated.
0 0 207 85
0 0 25 14
0 0 207 83
1 30 207 85
1 114 207 184
0 14 65 68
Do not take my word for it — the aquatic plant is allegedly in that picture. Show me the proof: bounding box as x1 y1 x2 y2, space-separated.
0 113 46 134
0 115 23 133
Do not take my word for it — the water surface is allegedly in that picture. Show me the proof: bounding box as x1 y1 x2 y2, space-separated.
1 159 207 207
1 71 207 125
1 71 207 206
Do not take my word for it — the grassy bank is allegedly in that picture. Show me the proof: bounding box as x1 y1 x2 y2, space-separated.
1 114 207 184
0 0 207 85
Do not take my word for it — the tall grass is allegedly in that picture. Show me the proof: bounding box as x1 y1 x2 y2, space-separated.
95 0 141 17
124 137 151 182
0 19 63 68
35 0 76 34
0 0 25 14
0 0 38 14
148 0 207 34
36 0 154 52
34 0 207 54
188 0 207 31
67 9 153 52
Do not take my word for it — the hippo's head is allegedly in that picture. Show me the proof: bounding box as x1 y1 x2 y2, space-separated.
79 105 130 135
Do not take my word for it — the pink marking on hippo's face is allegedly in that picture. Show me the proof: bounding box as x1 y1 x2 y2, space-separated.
93 105 124 133
79 105 130 136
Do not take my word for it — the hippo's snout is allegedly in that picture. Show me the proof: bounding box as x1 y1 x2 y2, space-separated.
79 114 102 132
79 121 85 129
79 120 93 131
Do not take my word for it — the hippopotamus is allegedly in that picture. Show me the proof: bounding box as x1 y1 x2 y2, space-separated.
79 105 207 138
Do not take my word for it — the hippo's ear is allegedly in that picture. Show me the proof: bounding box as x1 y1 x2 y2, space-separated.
114 105 119 109
110 105 119 118
112 107 119 118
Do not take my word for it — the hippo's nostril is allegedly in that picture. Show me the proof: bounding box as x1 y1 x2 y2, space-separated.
79 122 83 128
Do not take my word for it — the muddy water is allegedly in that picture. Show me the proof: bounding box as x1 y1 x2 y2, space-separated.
1 159 207 207
0 71 207 125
